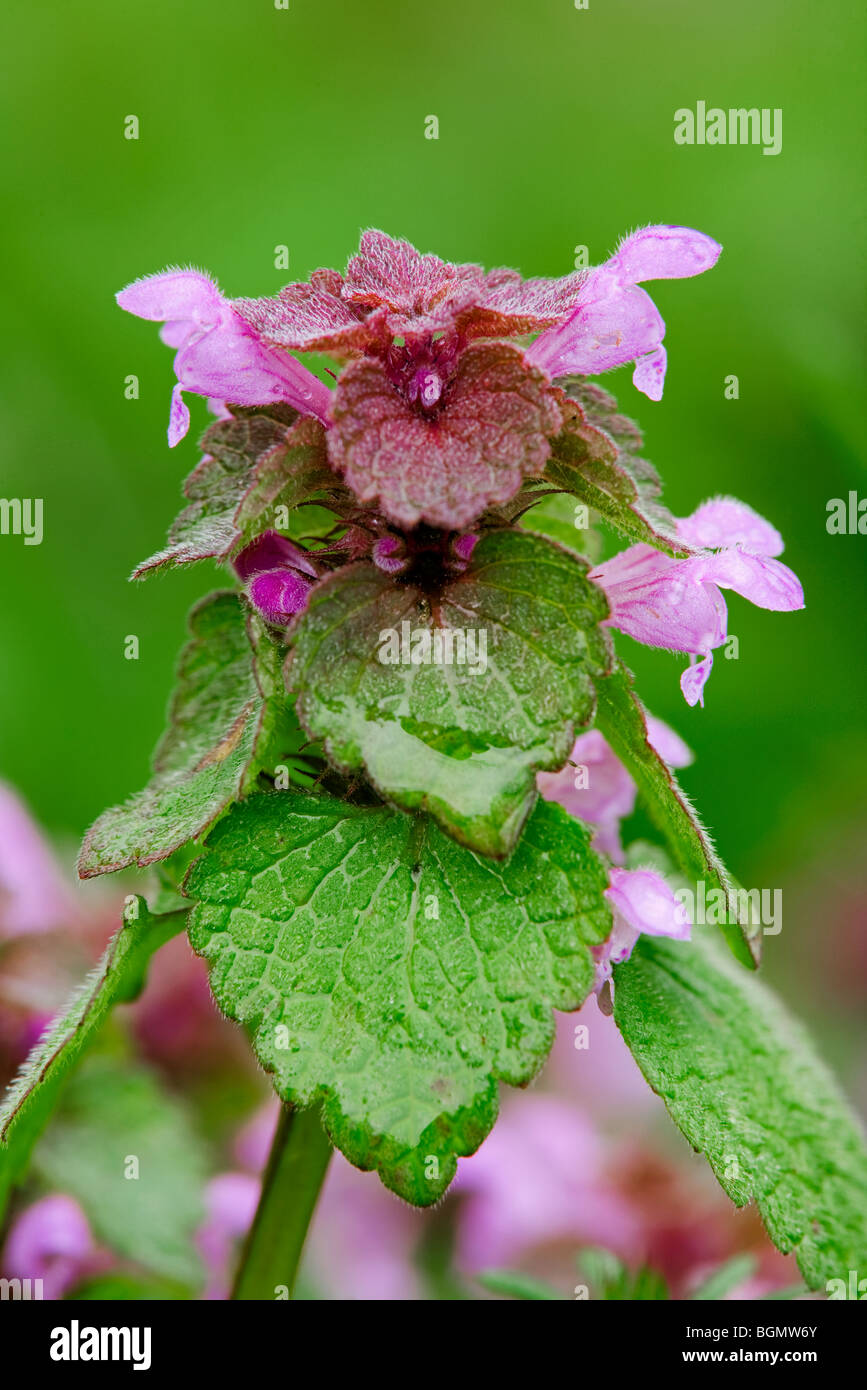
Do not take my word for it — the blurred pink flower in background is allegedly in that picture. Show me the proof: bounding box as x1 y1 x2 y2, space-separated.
196 1173 260 1301
0 783 75 938
1 1194 108 1299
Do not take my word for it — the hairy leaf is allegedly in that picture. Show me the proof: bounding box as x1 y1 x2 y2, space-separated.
34 1054 208 1288
614 932 867 1291
594 661 761 967
287 528 611 857
546 389 689 556
0 897 186 1217
79 594 292 877
133 410 344 578
185 789 611 1204
327 343 562 530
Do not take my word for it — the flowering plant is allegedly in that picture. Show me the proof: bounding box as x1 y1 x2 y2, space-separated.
1 227 864 1300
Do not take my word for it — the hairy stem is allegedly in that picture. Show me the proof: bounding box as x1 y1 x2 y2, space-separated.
232 1103 332 1300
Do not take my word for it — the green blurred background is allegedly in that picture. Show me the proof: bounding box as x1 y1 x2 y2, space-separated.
2 1 864 1082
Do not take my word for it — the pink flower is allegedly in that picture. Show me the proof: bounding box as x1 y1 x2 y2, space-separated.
196 1172 261 1300
537 716 692 859
305 1159 424 1301
116 270 332 447
590 497 804 706
455 1094 641 1273
526 225 722 399
372 535 408 575
118 230 722 528
232 529 318 625
593 866 692 993
2 1195 102 1300
230 227 719 528
0 782 75 937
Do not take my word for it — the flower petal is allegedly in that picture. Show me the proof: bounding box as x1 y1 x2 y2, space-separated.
646 714 693 768
3 1195 95 1301
695 550 804 612
168 382 191 448
248 568 314 624
605 866 692 941
681 652 714 707
591 545 728 654
676 496 785 557
527 284 665 380
233 530 318 582
176 313 332 424
372 535 408 574
537 728 638 860
116 269 223 326
632 344 667 401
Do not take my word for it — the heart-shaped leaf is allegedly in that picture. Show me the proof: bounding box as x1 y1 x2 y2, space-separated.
185 789 611 1204
327 343 562 530
286 528 612 857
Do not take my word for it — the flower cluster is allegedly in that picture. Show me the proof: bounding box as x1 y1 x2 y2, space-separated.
118 225 720 530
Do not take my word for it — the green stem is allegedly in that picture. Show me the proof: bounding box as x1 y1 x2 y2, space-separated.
232 1104 332 1300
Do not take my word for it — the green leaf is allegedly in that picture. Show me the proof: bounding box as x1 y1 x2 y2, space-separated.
546 387 690 556
577 1245 669 1300
287 528 611 857
594 661 761 967
0 897 186 1218
79 593 292 877
184 788 611 1205
689 1253 756 1300
70 1273 191 1300
33 1055 208 1288
476 1269 564 1300
519 489 604 560
133 409 346 579
613 932 867 1292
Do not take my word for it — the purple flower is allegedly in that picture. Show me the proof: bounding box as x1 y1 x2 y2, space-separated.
593 866 692 993
537 716 692 859
590 496 804 706
116 270 332 447
372 534 408 575
2 1195 101 1300
526 225 722 400
232 530 318 625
